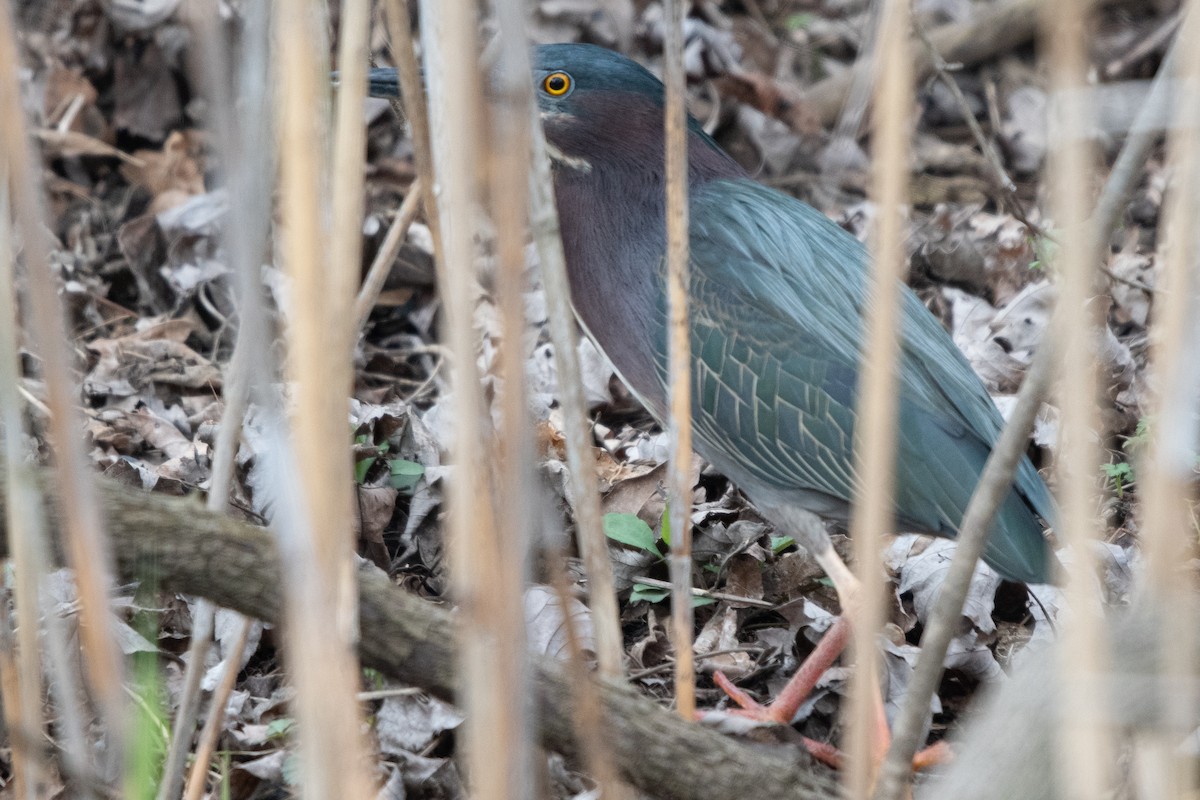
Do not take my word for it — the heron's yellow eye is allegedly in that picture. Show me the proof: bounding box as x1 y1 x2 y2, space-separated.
543 72 572 97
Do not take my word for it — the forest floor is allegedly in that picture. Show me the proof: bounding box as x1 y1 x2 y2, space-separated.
6 0 1185 797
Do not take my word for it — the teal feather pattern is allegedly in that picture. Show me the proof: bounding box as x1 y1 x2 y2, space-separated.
652 180 1055 584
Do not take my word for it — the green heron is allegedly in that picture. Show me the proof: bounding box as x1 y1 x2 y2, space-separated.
367 42 1054 758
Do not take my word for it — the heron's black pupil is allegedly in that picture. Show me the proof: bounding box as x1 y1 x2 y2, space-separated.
549 75 566 92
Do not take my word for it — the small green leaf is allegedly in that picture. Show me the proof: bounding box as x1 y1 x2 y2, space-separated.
388 459 425 491
660 502 672 547
362 668 385 690
1101 461 1134 497
604 513 659 554
1124 416 1153 454
630 583 670 604
266 718 296 740
631 582 716 607
785 12 814 30
1101 462 1133 479
770 535 795 554
354 456 377 484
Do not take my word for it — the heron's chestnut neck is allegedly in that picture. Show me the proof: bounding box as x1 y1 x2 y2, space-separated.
542 91 743 413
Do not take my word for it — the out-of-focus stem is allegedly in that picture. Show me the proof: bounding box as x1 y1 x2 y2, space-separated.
846 0 912 796
662 0 695 721
1043 1 1114 798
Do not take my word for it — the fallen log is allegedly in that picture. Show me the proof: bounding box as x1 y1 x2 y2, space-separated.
1 472 843 800
733 0 1125 132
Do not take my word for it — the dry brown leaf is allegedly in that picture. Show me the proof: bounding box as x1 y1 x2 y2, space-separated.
40 60 109 140
723 554 765 607
945 287 1028 393
357 485 398 572
113 38 184 139
761 550 826 602
35 129 140 163
1107 246 1154 327
608 543 658 592
628 608 671 675
524 585 596 661
600 461 665 519
376 693 465 756
120 130 206 214
695 605 753 678
1001 84 1047 175
86 319 221 397
884 535 1001 636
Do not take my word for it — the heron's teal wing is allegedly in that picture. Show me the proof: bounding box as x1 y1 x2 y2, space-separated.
665 179 1054 583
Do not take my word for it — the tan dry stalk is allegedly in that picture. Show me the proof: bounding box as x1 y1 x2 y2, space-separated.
662 0 695 720
845 0 913 796
155 600 210 800
1134 1 1200 795
872 41 1189 782
0 169 47 800
1042 1 1115 797
171 308 255 800
353 181 424 336
181 617 253 800
0 0 127 775
1088 39 1181 244
484 0 539 795
0 595 30 798
873 335 1060 800
156 5 273 796
493 9 629 793
275 1 374 798
328 0 370 633
416 4 513 799
381 0 442 256
546 555 626 798
524 38 625 680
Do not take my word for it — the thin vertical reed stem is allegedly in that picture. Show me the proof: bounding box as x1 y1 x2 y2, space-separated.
328 0 370 635
485 1 537 796
181 618 253 800
0 596 30 798
0 0 126 777
417 6 510 800
381 1 442 256
508 16 628 794
1043 1 1114 797
174 345 253 800
157 6 275 796
353 182 424 336
662 0 695 720
546 552 625 796
275 1 374 797
0 173 45 800
525 47 625 682
1136 2 1200 795
873 335 1059 800
846 0 912 796
155 601 209 800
